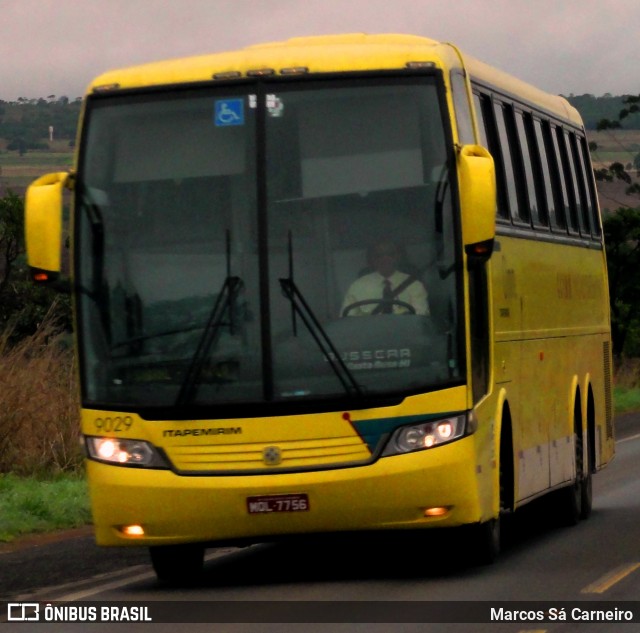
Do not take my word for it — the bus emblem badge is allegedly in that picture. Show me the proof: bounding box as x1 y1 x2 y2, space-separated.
263 446 282 466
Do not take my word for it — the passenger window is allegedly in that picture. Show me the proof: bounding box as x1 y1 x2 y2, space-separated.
579 136 601 237
533 119 556 228
573 135 600 237
563 130 587 235
570 133 596 237
553 128 580 234
477 92 509 220
549 124 572 232
493 102 520 223
515 111 541 226
473 93 489 148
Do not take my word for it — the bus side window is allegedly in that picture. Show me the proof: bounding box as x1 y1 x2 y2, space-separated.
514 110 543 228
568 132 590 236
553 126 580 235
579 135 602 238
476 92 509 221
532 119 557 230
570 133 597 238
493 101 520 223
546 122 571 233
472 92 489 148
562 130 588 235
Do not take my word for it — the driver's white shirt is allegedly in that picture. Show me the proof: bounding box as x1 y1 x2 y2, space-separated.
341 270 429 316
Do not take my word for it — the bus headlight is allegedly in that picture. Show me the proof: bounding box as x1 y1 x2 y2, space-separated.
382 414 468 456
86 437 169 468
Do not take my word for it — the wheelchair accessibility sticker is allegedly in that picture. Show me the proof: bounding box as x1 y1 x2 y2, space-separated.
214 99 244 126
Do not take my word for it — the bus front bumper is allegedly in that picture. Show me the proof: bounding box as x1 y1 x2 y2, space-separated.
87 435 492 546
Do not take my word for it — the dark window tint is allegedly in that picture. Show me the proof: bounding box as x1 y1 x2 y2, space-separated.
494 102 520 222
579 136 601 237
476 93 509 220
515 110 541 226
532 119 556 228
549 124 572 232
570 133 590 234
473 93 489 148
569 133 597 236
561 130 587 234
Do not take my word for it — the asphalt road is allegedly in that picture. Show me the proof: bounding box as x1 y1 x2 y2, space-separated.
2 412 639 632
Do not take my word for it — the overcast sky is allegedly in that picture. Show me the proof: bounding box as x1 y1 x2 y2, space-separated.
2 0 639 101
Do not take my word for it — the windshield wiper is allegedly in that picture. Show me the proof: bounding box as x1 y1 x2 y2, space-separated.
175 231 243 406
279 232 363 398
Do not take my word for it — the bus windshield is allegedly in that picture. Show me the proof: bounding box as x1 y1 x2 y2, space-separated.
77 77 463 411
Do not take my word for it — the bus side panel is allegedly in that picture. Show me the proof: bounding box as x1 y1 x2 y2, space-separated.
491 234 612 505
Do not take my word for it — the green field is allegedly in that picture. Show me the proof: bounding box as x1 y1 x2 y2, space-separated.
586 129 640 169
0 146 74 193
0 474 90 542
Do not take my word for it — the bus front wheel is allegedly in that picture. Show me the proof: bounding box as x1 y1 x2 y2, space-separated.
149 544 205 585
471 517 500 565
469 466 504 564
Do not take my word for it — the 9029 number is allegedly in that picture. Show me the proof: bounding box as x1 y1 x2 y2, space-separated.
93 416 133 432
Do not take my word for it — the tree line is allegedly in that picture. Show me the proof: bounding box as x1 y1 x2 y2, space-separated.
0 96 82 152
565 94 640 130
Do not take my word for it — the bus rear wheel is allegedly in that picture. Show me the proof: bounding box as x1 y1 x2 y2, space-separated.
149 544 205 585
557 431 583 527
580 427 593 520
580 469 593 520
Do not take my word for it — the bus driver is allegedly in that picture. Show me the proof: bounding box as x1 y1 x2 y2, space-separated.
341 241 429 317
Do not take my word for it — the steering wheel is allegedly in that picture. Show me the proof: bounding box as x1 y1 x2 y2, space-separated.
341 299 416 317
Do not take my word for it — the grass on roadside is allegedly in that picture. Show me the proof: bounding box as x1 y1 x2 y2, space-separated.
0 473 90 542
0 311 87 542
0 316 82 476
614 358 640 414
613 386 640 414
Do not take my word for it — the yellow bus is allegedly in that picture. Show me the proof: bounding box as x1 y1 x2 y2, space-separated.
25 33 614 581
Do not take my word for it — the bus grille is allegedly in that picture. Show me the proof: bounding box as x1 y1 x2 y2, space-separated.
164 435 371 473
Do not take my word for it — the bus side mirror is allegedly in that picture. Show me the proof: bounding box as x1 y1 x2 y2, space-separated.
25 172 70 287
457 144 496 262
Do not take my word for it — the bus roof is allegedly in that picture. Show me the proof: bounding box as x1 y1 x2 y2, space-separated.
88 33 581 125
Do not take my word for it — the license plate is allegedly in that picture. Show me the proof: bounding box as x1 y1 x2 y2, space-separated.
247 493 309 514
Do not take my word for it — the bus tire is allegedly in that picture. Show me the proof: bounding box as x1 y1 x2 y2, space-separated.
149 544 205 585
558 473 581 526
580 391 595 520
475 517 500 565
580 466 593 520
580 429 593 520
557 431 582 527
